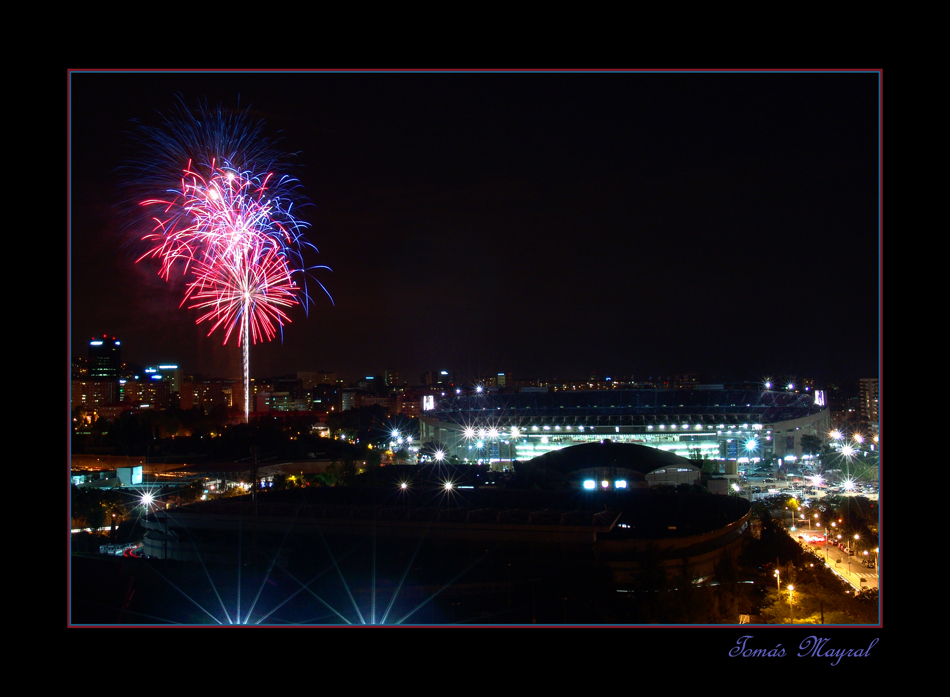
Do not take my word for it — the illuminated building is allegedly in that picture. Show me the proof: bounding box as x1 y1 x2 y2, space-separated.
179 376 240 412
88 335 121 379
859 378 879 436
420 385 830 467
71 379 117 411
118 365 178 409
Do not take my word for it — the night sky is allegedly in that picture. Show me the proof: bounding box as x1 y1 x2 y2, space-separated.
68 70 880 387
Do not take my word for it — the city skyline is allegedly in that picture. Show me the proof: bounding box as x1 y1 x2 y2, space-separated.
69 70 881 386
71 336 862 391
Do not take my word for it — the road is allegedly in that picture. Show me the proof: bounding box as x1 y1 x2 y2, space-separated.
798 538 878 591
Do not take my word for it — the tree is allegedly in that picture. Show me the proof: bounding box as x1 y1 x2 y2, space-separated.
714 553 741 622
801 434 823 456
365 447 382 469
178 479 204 504
86 502 106 533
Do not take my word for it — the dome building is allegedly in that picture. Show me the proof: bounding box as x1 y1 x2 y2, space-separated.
516 441 701 490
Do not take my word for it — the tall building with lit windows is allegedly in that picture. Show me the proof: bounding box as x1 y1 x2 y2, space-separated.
117 365 179 410
859 378 879 435
88 336 121 379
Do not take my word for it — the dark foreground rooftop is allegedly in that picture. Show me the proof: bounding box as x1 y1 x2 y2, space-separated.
72 479 751 625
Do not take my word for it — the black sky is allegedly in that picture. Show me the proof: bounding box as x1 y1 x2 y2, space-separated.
68 70 881 386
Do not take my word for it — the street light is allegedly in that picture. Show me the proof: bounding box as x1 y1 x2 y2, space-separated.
826 522 837 563
788 585 795 624
744 436 758 465
508 426 520 466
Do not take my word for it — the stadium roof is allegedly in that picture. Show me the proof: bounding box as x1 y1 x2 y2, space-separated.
425 388 824 425
520 441 696 478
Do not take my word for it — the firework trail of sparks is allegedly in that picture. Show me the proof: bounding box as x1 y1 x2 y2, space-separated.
132 101 331 421
184 236 301 346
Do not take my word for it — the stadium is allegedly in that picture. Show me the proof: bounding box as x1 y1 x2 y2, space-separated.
419 385 830 470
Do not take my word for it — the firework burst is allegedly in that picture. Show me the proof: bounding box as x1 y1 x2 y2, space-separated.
184 236 300 346
131 100 331 421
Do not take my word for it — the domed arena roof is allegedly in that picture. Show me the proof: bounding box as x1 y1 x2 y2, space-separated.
520 440 695 478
